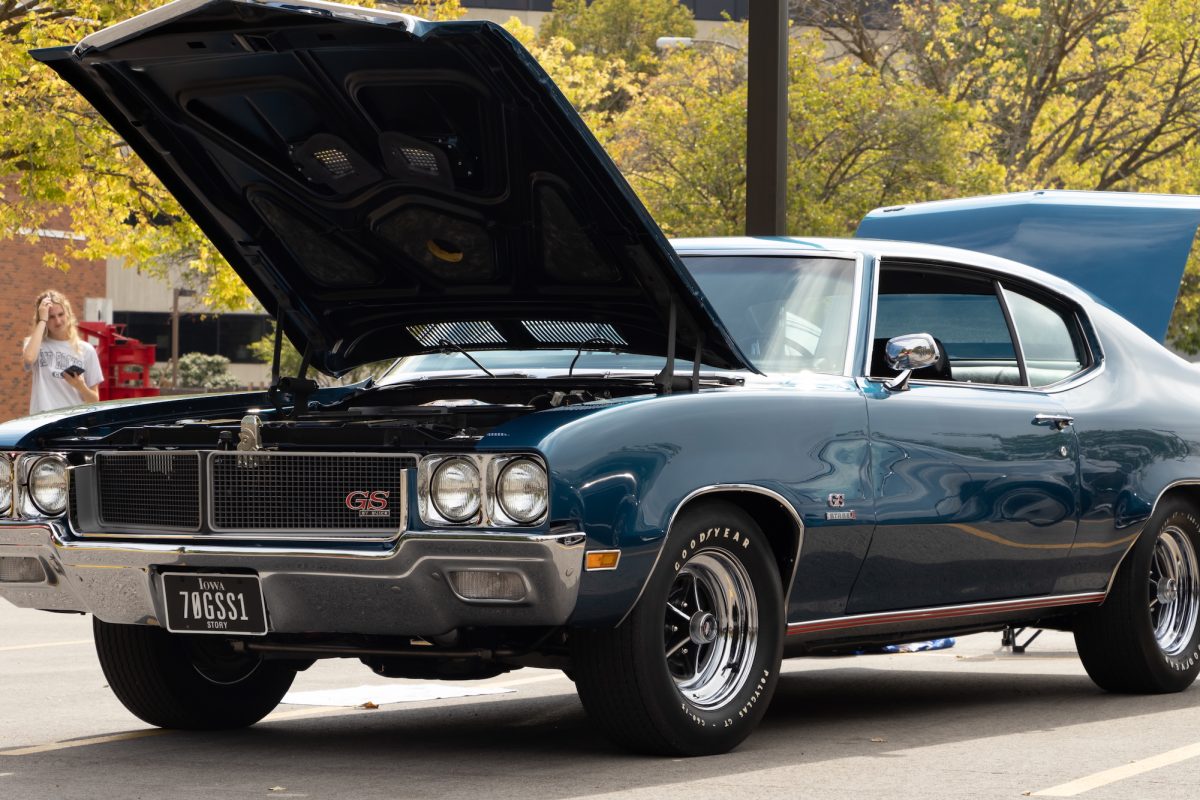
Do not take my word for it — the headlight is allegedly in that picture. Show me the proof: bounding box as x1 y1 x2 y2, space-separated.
29 456 68 516
431 457 481 522
0 455 11 513
496 458 548 524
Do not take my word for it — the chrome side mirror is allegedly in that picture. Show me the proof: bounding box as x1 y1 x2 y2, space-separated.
883 333 940 392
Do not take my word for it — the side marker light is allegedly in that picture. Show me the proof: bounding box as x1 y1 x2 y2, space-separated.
585 550 621 571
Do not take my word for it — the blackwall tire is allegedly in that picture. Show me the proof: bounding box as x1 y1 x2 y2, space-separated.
1074 498 1200 693
571 500 784 756
93 618 296 729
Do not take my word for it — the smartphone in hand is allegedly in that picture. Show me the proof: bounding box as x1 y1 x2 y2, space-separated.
62 365 85 378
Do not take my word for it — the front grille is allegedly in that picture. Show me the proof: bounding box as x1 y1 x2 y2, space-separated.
95 452 201 530
210 453 414 533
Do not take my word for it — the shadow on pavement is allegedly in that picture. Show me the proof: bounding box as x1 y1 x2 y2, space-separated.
6 664 1198 799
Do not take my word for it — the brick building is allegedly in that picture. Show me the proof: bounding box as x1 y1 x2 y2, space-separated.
0 230 106 423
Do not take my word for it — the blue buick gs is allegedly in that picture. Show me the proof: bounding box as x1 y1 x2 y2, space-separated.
3 0 1200 756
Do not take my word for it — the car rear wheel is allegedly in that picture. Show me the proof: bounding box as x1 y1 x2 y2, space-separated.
1074 498 1200 693
93 618 296 729
571 500 784 756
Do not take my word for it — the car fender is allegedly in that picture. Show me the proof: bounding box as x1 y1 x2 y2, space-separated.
488 385 872 627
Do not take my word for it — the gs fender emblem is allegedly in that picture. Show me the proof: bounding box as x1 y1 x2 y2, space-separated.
827 493 845 508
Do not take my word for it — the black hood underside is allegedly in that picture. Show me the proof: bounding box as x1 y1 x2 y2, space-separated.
34 0 750 375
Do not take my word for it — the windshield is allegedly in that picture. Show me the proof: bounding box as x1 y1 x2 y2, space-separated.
376 254 856 383
684 255 855 375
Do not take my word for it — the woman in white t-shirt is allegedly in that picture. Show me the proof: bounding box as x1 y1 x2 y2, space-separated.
21 290 103 414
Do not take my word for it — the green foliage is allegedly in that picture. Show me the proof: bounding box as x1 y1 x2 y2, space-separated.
0 0 260 310
399 0 466 21
607 24 1001 238
12 0 1200 354
538 0 695 73
176 352 239 390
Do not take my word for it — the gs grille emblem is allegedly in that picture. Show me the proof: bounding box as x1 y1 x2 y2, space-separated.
345 490 390 517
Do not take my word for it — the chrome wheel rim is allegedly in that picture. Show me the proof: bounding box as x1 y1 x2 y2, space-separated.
1148 524 1200 657
664 550 758 709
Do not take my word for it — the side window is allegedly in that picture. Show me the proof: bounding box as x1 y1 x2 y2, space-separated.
872 266 1019 384
1002 287 1087 386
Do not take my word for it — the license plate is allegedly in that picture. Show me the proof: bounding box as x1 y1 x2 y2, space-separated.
162 573 267 635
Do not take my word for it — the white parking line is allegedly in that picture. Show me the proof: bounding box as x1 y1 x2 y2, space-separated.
1033 741 1200 796
0 639 91 653
484 672 572 689
0 730 165 757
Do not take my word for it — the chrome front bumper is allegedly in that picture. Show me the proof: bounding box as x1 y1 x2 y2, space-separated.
0 523 585 636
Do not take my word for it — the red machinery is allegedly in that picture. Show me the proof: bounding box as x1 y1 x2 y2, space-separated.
76 321 159 401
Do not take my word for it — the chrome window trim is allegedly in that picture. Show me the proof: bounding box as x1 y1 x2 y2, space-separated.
862 256 1107 392
676 249 863 379
860 361 1107 396
843 252 865 378
617 483 806 627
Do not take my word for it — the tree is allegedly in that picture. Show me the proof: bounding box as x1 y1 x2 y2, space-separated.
802 0 1200 351
393 0 465 21
505 18 642 148
0 0 263 310
538 0 695 74
607 24 1002 238
895 0 1200 193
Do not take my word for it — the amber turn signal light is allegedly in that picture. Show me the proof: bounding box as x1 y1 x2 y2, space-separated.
585 550 621 571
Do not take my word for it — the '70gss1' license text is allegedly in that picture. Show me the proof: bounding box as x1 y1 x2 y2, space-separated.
163 573 267 635
2 0 1200 756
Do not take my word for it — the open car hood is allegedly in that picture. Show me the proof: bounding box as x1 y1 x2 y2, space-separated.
34 0 750 375
856 190 1200 342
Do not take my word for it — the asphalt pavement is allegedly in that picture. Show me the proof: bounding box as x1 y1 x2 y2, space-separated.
2 602 1198 799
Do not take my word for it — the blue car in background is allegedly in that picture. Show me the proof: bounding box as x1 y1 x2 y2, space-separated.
2 0 1200 756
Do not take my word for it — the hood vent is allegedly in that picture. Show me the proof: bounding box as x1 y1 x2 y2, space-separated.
292 133 380 192
409 321 506 348
523 320 626 346
381 131 452 187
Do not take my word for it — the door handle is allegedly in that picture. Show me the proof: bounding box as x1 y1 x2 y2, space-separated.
1033 413 1074 431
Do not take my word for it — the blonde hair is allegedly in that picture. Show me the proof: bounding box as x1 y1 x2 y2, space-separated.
33 289 82 355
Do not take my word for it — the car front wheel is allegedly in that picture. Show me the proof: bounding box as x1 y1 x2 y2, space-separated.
571 500 784 756
1074 497 1200 693
93 618 296 729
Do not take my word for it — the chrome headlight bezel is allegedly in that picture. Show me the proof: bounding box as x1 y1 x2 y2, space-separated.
428 456 483 524
417 453 548 528
27 455 69 517
491 457 548 526
0 454 12 515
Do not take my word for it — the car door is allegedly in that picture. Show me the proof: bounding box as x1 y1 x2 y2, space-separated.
846 261 1084 613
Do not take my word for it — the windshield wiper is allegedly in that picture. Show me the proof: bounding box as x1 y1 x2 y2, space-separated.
569 337 622 376
438 339 495 377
